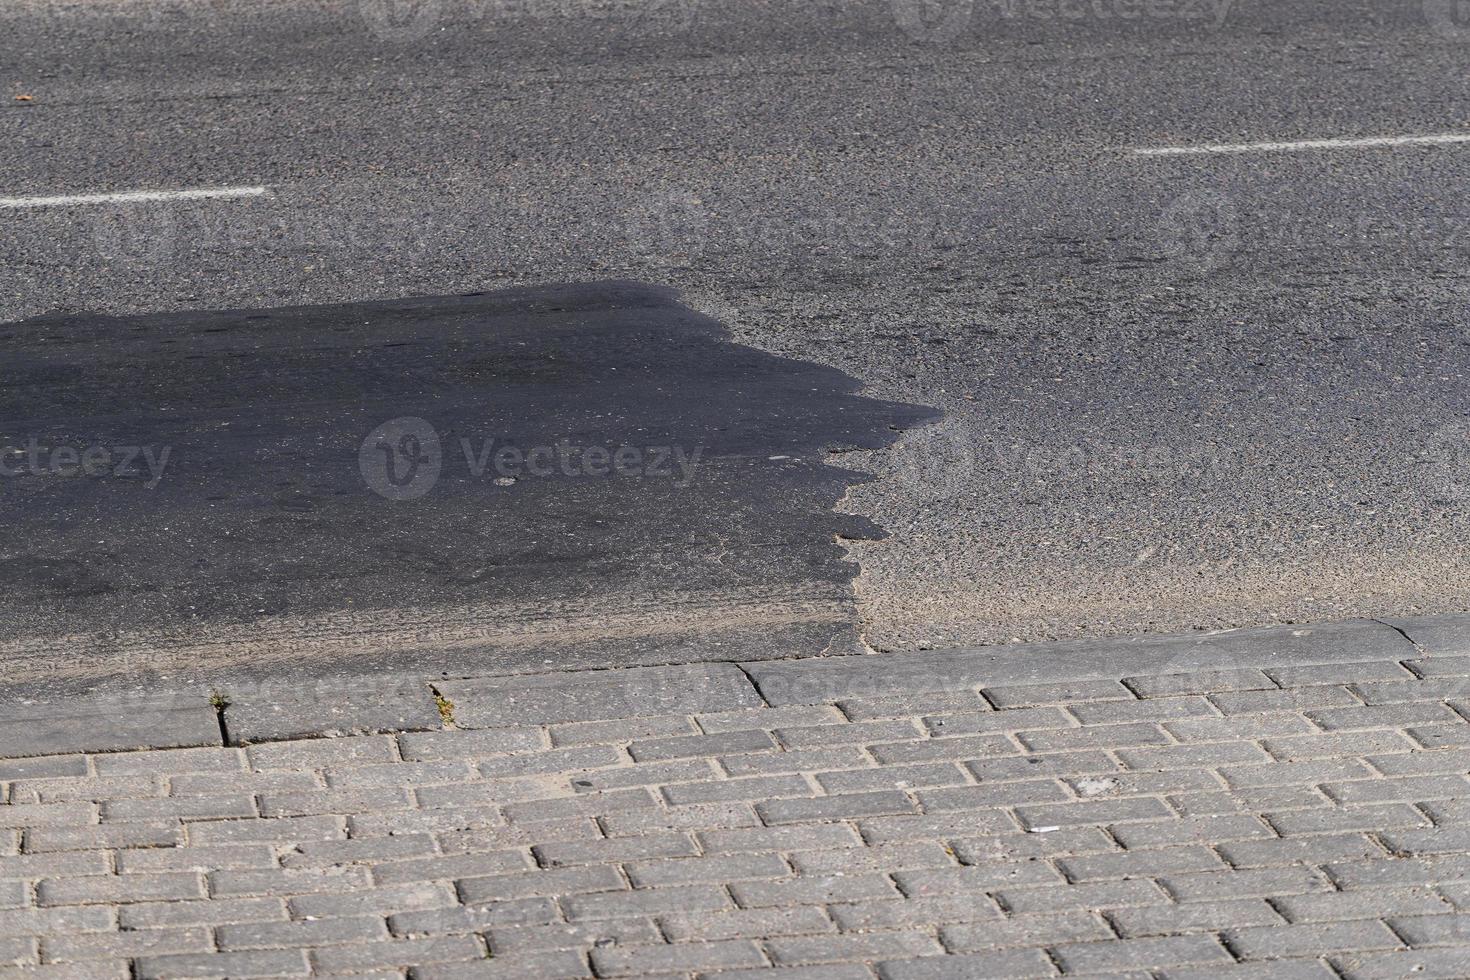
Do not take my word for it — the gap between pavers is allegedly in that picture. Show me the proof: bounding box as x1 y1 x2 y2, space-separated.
0 613 1456 759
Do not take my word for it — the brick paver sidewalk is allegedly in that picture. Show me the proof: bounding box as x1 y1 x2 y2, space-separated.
1 620 1468 978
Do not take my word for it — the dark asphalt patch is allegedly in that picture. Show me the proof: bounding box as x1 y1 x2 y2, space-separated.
0 281 934 697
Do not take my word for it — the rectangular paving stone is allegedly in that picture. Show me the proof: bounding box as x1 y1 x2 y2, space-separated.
629 730 774 762
895 864 1062 895
1058 845 1225 882
309 936 483 973
1016 723 1170 753
1107 899 1282 938
1385 912 1470 946
24 822 182 853
699 825 862 853
246 735 397 770
1217 834 1384 868
697 705 843 733
1110 814 1274 848
815 763 965 795
289 883 457 918
1160 867 1331 902
44 926 212 963
1307 703 1461 731
1209 687 1357 714
877 948 1058 979
1226 919 1401 959
857 811 1016 845
217 915 388 950
1332 948 1470 980
1274 888 1456 922
871 735 1015 764
438 663 762 727
965 750 1118 782
1052 934 1231 973
0 906 115 937
397 728 546 761
775 720 923 748
134 950 310 978
790 842 952 875
389 898 559 937
730 874 899 907
920 707 1068 737
719 747 869 776
1014 798 1172 829
626 852 790 888
564 884 729 920
663 775 812 805
1263 730 1417 759
1265 804 1431 836
485 919 659 953
915 782 1069 810
660 906 833 942
533 833 697 867
1068 696 1215 725
599 801 759 836
940 911 1110 951
996 879 1168 913
458 866 625 903
1266 662 1416 686
119 898 288 930
1123 669 1274 697
766 931 941 965
758 791 915 824
549 715 695 747
38 873 205 907
590 939 764 976
831 896 1001 932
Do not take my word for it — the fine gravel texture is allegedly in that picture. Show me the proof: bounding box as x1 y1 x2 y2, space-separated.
2 0 1470 652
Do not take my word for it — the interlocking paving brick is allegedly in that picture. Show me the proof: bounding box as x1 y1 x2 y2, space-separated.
1052 934 1232 972
938 910 1108 950
1225 919 1402 959
1124 669 1274 697
0 638 1463 980
660 906 833 942
590 938 765 976
1106 899 1282 937
876 948 1058 978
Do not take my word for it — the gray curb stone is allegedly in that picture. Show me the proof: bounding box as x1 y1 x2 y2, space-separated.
436 663 763 727
741 619 1413 706
0 696 221 759
6 614 1468 757
222 684 444 744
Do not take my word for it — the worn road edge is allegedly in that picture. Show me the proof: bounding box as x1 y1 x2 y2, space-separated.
2 614 1466 759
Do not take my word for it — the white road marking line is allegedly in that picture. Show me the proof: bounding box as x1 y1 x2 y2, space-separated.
1131 132 1470 157
0 186 270 209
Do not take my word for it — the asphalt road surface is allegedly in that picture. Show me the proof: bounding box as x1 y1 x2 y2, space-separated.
3 0 1470 679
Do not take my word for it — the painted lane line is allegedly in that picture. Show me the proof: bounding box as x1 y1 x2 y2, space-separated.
0 186 270 209
1131 132 1470 157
